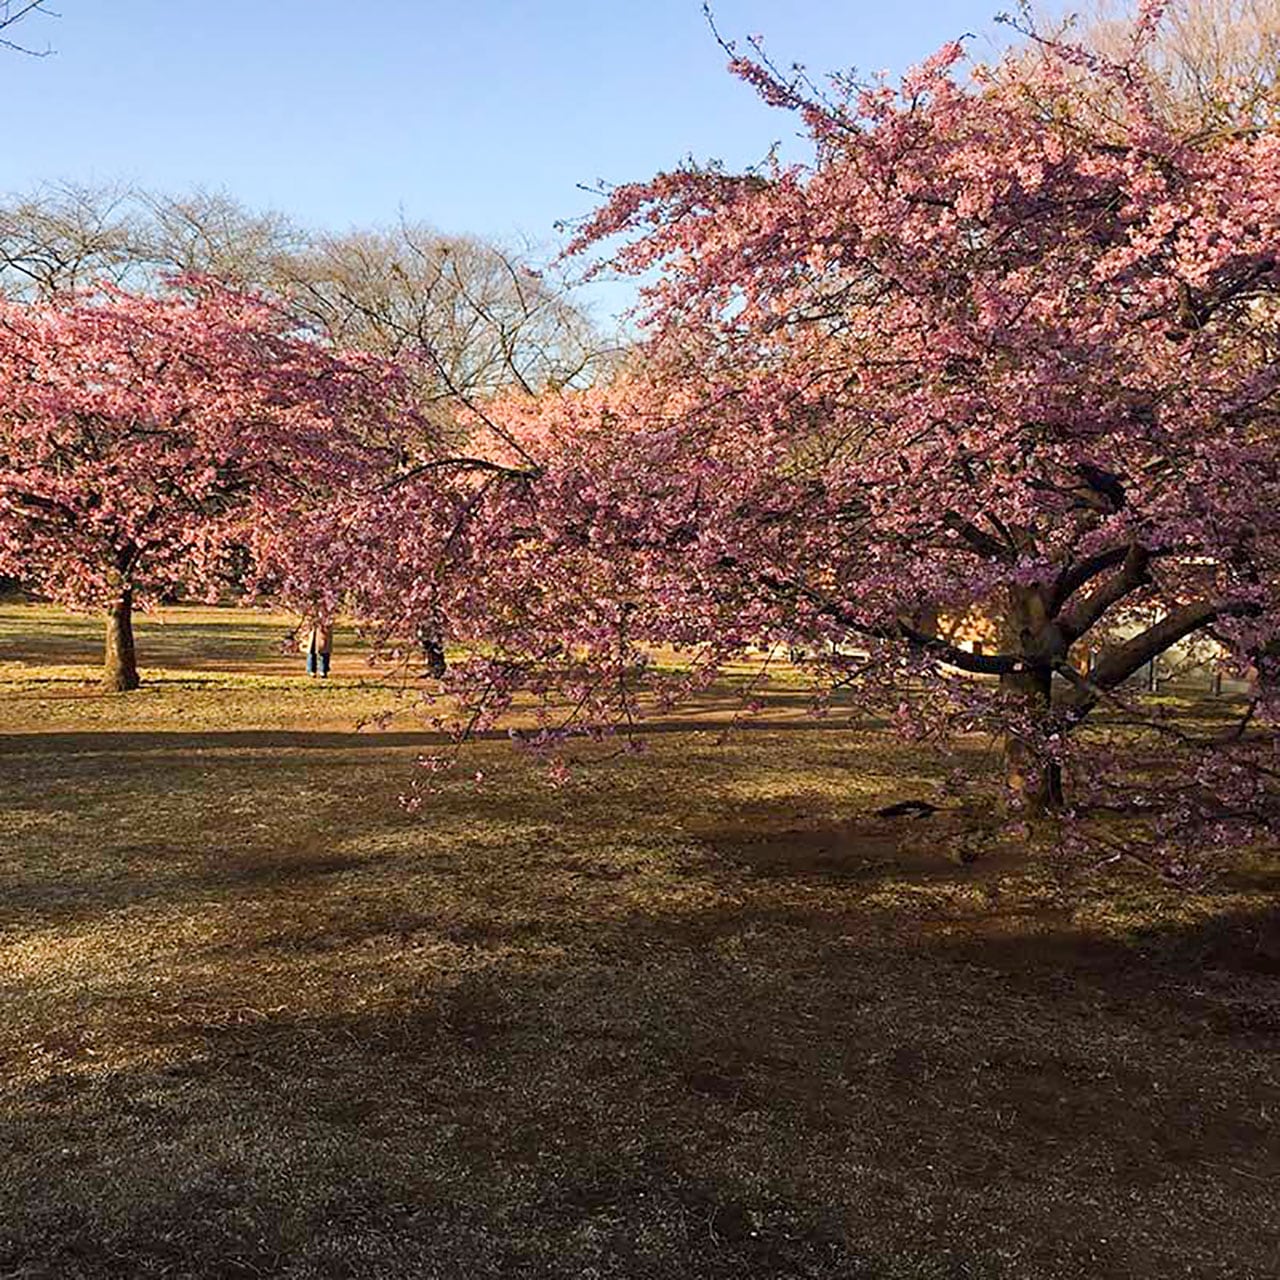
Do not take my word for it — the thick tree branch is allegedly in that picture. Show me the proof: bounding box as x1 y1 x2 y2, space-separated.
383 455 541 490
1086 600 1256 694
895 619 1024 674
1058 544 1150 642
1048 545 1131 614
942 510 1015 561
757 572 1022 675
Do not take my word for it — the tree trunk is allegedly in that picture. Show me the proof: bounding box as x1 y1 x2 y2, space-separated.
103 590 140 692
1001 665 1064 814
1000 586 1065 816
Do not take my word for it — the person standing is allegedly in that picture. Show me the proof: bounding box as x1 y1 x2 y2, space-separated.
416 622 447 679
305 620 333 678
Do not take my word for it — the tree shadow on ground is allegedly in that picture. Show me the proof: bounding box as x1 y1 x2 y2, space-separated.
0 711 891 757
3 718 1278 1278
4 887 1279 1280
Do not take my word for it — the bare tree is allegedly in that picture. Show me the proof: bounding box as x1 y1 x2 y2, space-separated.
279 223 606 399
0 181 145 297
0 183 308 299
1028 0 1280 129
139 188 309 284
0 183 616 407
0 1 55 55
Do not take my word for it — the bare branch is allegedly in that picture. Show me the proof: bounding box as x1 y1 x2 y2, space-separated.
0 0 55 56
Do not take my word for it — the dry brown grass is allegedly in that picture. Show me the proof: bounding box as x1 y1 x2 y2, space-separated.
2 604 1278 1279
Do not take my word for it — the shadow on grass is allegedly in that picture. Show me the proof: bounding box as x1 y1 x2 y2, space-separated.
3 894 1280 1280
3 716 1279 1278
0 625 295 669
0 709 884 755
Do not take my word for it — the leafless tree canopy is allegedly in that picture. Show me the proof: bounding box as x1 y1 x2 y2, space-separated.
0 182 613 401
1031 0 1280 128
282 225 603 399
0 182 143 295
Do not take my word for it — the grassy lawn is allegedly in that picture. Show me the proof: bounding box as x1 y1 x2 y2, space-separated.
2 603 1278 1279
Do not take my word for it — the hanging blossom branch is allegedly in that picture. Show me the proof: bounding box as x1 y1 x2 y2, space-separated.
279 9 1280 878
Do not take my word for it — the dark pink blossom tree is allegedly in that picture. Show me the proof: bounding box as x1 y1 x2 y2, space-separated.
317 7 1280 874
0 285 405 689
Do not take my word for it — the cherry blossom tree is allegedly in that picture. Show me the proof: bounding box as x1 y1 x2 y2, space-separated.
308 6 1280 874
0 284 407 689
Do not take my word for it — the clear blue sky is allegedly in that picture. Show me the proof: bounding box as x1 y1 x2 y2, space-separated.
5 1 1013 321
